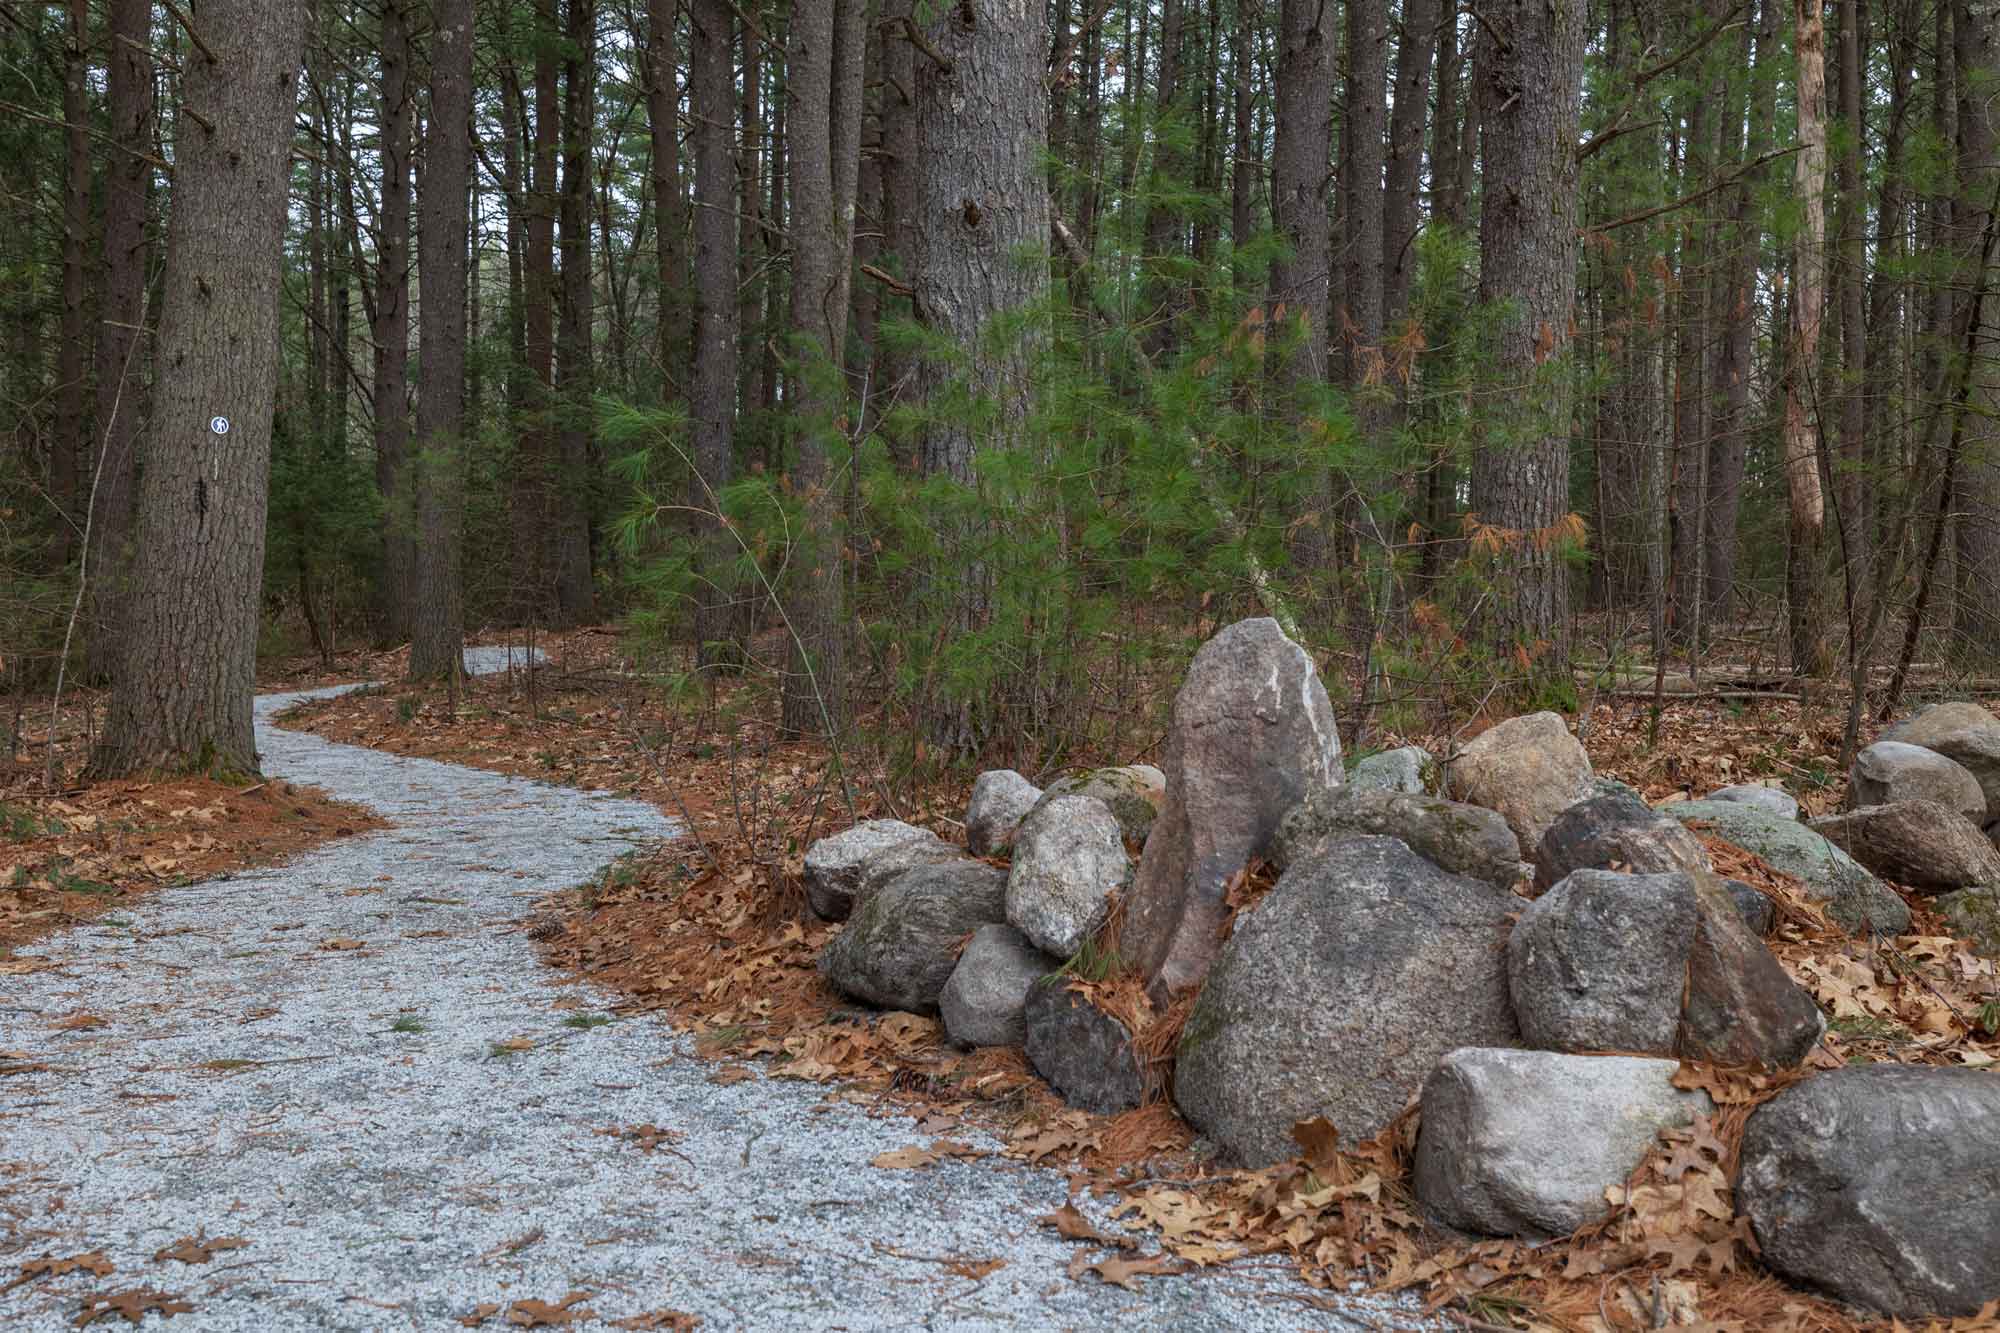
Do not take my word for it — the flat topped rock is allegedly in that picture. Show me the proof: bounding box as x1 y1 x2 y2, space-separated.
803 819 963 922
1808 800 2000 893
1667 800 1910 936
1850 741 1985 821
1882 702 2000 820
1703 783 1800 820
1449 712 1595 852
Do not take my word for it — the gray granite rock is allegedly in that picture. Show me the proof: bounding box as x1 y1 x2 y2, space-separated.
965 770 1042 857
1666 800 1910 935
1274 785 1522 890
804 819 963 922
1122 618 1343 1002
1850 741 1986 821
1703 783 1801 820
1883 702 2000 820
1533 790 1712 891
1449 712 1595 852
1722 878 1777 936
1023 978 1150 1114
1937 887 2000 956
1415 1050 1714 1239
1350 746 1439 795
1740 1066 2000 1318
1004 794 1132 958
1174 836 1518 1165
939 924 1055 1048
1808 800 2000 892
1508 868 1822 1067
818 860 1009 1013
1026 765 1166 847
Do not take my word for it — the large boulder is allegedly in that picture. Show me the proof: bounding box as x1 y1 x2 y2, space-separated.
1533 791 1712 891
1004 794 1133 958
1807 800 2000 892
1122 618 1343 1001
1025 765 1166 847
1739 1066 2000 1318
1448 712 1595 852
1507 868 1823 1068
1274 786 1522 890
1350 745 1439 795
1702 783 1801 820
1850 741 1986 821
965 770 1042 856
804 820 962 922
1883 701 2000 820
817 861 1008 1013
939 924 1054 1048
1022 979 1149 1114
1937 887 2000 957
1666 800 1910 936
1414 1050 1714 1240
1174 836 1519 1165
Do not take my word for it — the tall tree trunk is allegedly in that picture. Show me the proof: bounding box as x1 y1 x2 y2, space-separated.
779 0 866 738
85 0 156 683
553 0 598 624
511 0 561 623
373 0 415 642
1833 0 1871 622
1950 0 2000 656
737 11 767 440
910 0 1050 753
1382 0 1438 339
1141 0 1188 353
1470 0 1585 658
92 0 310 778
1230 0 1259 274
408 0 474 682
1343 0 1388 390
1783 0 1836 677
1269 0 1334 386
647 0 687 400
689 0 742 666
54 0 90 566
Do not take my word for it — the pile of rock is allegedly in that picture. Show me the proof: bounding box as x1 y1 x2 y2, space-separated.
802 620 2000 1320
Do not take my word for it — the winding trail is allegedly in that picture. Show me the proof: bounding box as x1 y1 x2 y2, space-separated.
0 653 1420 1331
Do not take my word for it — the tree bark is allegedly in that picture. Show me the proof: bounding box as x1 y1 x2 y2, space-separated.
1950 0 2000 657
552 0 598 625
1470 0 1585 658
510 0 561 624
92 0 310 778
54 0 90 567
408 0 474 683
1269 0 1334 385
1783 0 1836 677
373 0 416 642
688 0 741 666
646 0 687 400
85 0 156 683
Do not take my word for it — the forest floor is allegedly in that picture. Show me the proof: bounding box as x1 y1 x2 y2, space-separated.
5 628 1999 1329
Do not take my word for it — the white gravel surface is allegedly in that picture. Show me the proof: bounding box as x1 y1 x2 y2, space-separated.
0 649 1431 1330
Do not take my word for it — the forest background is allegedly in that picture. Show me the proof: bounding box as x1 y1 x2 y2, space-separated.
0 0 1997 787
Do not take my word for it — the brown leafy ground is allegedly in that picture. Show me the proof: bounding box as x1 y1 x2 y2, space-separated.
58 632 2000 1329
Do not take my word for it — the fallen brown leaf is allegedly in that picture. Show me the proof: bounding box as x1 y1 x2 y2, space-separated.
2 1252 114 1293
1037 1203 1135 1250
151 1236 248 1266
73 1288 194 1326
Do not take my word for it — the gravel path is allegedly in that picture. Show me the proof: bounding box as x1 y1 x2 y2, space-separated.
0 651 1427 1331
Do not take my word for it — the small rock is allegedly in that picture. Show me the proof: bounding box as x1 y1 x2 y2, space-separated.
1722 878 1777 936
817 861 1008 1013
1508 868 1822 1067
1022 978 1149 1113
1534 791 1712 891
1703 783 1801 820
803 820 962 922
1666 800 1910 935
1122 618 1343 1001
1173 836 1519 1165
1739 1066 2000 1318
965 770 1042 856
1808 800 2000 892
1415 1049 1715 1240
1005 795 1132 958
1590 776 1647 804
1936 887 2000 956
1026 766 1166 847
1448 712 1595 851
1275 786 1521 890
1350 746 1438 795
1883 701 2000 820
939 924 1055 1048
1850 741 1986 821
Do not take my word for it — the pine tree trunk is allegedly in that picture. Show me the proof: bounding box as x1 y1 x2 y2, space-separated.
91 0 310 779
553 0 597 625
85 0 156 684
1950 0 2000 657
689 0 742 667
1783 0 1836 677
646 0 687 400
53 0 90 567
511 0 561 624
1471 0 1585 658
408 0 473 683
373 0 415 643
1269 0 1334 384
